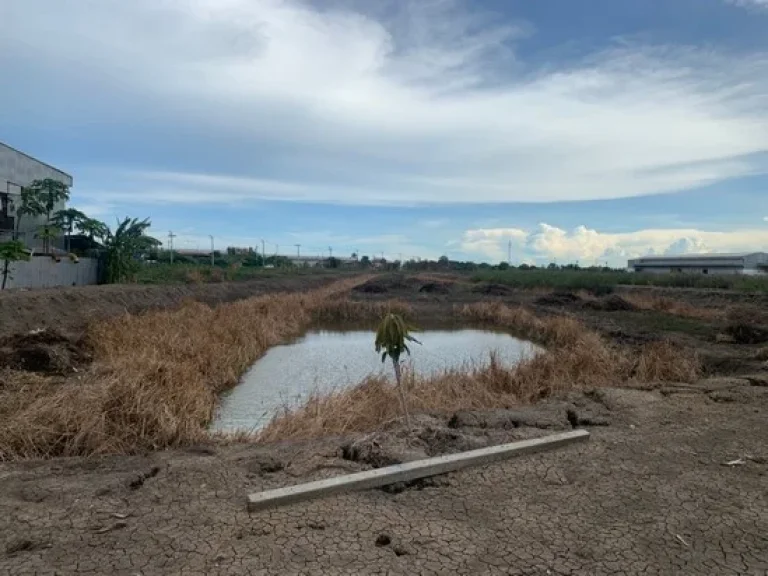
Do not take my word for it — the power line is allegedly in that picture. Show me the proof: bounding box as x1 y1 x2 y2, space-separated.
168 231 177 264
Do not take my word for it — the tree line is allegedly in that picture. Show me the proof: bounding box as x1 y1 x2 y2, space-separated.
0 178 158 288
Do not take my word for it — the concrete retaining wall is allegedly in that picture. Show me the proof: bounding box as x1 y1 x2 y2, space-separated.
5 256 99 289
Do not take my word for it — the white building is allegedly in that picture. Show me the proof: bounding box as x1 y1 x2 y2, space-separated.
628 253 768 276
0 141 73 250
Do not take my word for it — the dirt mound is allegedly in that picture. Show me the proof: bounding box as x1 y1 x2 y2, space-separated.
0 275 340 340
0 328 90 374
353 280 389 294
471 283 511 296
583 294 636 312
725 323 768 345
448 404 572 430
341 437 427 468
353 274 422 295
535 291 581 307
418 282 453 294
724 309 768 344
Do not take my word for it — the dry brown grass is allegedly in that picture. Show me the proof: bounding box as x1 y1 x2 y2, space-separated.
260 302 700 442
755 347 768 361
0 282 700 459
622 293 723 321
0 277 382 459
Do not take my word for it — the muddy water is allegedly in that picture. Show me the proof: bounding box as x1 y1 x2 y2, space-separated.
212 329 541 432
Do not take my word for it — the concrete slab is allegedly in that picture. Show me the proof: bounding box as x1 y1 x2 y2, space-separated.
247 429 589 512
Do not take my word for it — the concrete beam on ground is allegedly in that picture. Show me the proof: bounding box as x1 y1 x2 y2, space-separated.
247 429 589 512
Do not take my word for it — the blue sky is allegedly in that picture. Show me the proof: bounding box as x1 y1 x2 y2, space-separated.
2 0 767 265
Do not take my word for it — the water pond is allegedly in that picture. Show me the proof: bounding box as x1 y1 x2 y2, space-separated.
212 329 541 432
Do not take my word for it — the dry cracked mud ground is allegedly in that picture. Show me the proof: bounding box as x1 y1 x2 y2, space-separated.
2 378 767 575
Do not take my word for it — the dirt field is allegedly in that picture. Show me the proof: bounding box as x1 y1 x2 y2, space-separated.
1 274 767 575
0 274 344 340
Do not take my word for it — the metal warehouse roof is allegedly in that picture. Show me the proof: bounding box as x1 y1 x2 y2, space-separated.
634 252 761 260
0 141 73 181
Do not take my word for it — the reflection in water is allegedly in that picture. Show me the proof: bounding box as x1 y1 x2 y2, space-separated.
212 329 541 432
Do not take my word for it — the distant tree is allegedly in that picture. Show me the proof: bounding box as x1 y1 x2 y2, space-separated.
78 217 109 242
327 256 341 269
547 262 558 270
26 179 71 253
360 255 371 267
0 241 30 289
103 217 160 283
498 261 510 271
12 187 45 242
375 313 420 429
52 208 88 253
438 255 449 267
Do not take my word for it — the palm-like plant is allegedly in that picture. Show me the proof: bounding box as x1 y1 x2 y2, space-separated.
375 313 421 428
13 187 45 242
52 208 88 253
25 179 71 253
78 217 109 243
103 217 160 283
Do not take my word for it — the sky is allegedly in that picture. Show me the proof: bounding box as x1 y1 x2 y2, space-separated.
1 0 767 266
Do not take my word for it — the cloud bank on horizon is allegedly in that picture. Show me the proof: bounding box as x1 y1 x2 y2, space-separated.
2 0 767 265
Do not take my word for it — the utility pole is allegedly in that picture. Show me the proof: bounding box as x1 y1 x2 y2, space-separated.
328 246 333 259
508 239 512 265
295 244 301 258
261 239 266 267
275 244 278 257
168 231 176 264
209 235 214 267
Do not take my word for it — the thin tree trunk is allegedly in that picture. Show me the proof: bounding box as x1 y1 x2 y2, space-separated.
392 359 411 430
1 259 8 290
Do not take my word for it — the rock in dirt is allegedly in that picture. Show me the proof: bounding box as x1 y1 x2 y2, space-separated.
535 292 581 307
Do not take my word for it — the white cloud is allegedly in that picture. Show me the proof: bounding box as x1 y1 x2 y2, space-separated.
461 223 768 265
4 1 768 206
727 0 768 10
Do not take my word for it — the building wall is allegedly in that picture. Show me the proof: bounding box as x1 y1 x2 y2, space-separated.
0 142 73 249
5 256 99 289
630 253 768 276
635 266 745 275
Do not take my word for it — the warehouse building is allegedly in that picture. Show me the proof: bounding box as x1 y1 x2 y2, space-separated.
628 253 768 275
